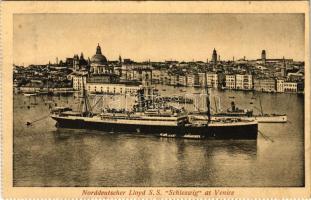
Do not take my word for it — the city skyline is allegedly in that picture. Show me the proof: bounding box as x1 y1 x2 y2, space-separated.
14 13 305 66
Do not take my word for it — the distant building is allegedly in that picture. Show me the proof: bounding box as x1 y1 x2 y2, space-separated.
122 63 152 81
253 78 276 92
71 72 88 91
276 79 284 93
212 48 217 64
217 73 226 88
73 53 89 72
90 44 113 74
178 75 187 86
225 75 236 89
287 72 304 82
284 82 297 93
86 80 141 95
198 73 205 87
297 82 304 93
160 70 170 85
142 69 153 100
261 50 266 64
235 74 252 90
281 57 287 77
65 58 74 68
206 73 218 88
186 74 198 87
170 75 178 86
152 69 161 83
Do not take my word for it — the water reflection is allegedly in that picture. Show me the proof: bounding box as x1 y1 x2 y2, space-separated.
13 90 304 187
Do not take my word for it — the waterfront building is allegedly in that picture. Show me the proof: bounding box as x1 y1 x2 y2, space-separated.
235 75 243 90
86 81 141 95
283 82 298 93
160 70 170 84
186 74 198 87
217 73 226 88
225 74 236 89
206 73 218 88
152 69 161 83
235 74 252 90
132 69 142 81
85 66 150 96
297 82 304 93
170 75 178 86
19 80 44 92
198 73 205 87
72 72 88 91
253 78 276 92
178 75 187 86
276 79 285 93
194 74 200 87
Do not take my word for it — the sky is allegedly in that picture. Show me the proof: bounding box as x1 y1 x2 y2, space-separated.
13 13 305 66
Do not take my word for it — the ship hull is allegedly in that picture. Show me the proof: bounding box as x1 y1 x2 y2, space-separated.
190 114 287 123
254 115 287 123
51 116 258 140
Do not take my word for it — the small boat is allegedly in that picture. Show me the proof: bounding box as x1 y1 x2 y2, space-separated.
23 92 37 97
182 134 203 139
36 91 49 95
159 133 203 140
254 96 287 123
159 133 177 138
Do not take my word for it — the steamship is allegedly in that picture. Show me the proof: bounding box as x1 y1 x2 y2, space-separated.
51 73 258 140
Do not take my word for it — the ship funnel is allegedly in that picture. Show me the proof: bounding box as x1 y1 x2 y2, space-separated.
231 101 236 111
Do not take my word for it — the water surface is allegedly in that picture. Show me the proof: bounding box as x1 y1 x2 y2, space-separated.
13 87 304 187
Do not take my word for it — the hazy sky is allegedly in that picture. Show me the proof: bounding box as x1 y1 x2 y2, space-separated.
13 13 305 66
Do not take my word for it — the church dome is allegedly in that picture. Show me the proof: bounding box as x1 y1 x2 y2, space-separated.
91 44 108 65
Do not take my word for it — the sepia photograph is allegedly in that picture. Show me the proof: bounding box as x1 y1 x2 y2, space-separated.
2 1 310 198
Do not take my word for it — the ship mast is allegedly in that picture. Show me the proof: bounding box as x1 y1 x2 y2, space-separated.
259 96 264 116
204 71 211 122
214 96 218 113
81 76 91 116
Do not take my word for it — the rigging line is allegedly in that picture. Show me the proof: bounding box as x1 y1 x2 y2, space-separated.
26 114 50 126
91 96 103 111
258 130 274 142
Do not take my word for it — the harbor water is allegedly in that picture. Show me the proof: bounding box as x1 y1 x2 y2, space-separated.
13 86 304 187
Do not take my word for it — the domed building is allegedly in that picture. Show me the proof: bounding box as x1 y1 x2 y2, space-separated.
90 44 113 74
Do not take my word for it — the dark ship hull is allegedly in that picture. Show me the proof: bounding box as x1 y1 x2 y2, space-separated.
51 116 258 140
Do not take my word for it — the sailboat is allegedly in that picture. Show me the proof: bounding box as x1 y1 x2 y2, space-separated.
190 96 287 123
251 96 287 123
